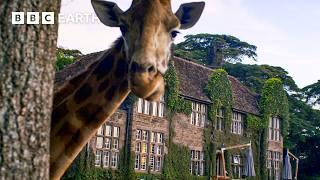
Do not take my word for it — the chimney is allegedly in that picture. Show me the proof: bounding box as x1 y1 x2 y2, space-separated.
208 42 224 69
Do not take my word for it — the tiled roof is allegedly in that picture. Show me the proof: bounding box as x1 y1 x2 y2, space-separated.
174 57 260 115
54 51 260 115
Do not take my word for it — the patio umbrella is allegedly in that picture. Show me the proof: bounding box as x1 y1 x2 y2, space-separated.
244 146 256 177
283 150 292 180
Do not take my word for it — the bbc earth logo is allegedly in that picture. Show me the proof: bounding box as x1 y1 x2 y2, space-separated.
12 12 55 24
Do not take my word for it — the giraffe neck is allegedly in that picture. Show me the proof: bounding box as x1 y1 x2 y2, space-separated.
50 38 130 180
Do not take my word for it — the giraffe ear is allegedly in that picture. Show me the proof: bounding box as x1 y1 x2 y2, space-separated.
175 2 205 30
92 0 123 27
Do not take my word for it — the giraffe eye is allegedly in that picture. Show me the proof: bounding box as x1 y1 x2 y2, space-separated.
171 30 180 39
120 25 128 35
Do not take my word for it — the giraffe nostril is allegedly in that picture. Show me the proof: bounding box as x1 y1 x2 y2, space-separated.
147 65 156 74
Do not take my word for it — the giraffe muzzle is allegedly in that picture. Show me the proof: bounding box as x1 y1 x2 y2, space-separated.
130 62 165 101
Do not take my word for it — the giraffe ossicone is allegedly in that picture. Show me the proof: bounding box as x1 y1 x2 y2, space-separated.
50 0 205 179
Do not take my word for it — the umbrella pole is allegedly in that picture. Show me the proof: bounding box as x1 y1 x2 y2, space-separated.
221 149 226 178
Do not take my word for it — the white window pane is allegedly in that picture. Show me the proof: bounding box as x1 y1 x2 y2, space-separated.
96 137 103 149
105 125 112 136
158 103 164 117
158 133 163 143
136 130 141 140
144 100 150 115
135 154 140 169
137 98 143 113
152 102 157 116
112 139 119 149
95 150 101 166
97 125 103 135
103 151 109 168
105 138 111 149
113 127 119 137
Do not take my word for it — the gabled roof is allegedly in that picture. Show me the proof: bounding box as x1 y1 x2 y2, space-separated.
174 57 260 115
54 51 260 115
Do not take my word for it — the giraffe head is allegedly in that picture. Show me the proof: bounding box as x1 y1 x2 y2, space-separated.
92 0 205 101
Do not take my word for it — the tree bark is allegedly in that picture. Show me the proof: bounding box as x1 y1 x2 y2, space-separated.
0 0 60 179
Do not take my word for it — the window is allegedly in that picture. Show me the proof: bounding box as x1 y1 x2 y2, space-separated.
95 150 102 166
95 124 120 169
144 101 150 114
149 155 155 171
105 138 111 149
231 155 243 179
97 125 104 135
112 139 119 150
137 98 143 113
190 102 207 127
113 127 119 137
135 130 164 172
111 152 119 168
231 111 244 135
268 117 281 141
142 130 149 141
96 137 103 149
135 154 140 169
137 96 165 118
136 130 142 140
105 125 112 136
103 151 110 168
267 151 282 180
190 150 205 176
216 108 225 131
141 154 147 170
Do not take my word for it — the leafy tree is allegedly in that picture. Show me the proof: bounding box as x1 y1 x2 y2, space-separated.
302 80 320 106
56 47 83 71
175 34 257 66
223 63 299 93
173 34 320 178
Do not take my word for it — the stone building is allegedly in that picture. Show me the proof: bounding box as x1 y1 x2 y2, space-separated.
55 53 285 179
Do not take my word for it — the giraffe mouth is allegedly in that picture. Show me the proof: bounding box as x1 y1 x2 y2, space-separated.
130 72 165 101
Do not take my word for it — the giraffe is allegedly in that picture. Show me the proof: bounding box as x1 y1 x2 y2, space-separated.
50 0 205 179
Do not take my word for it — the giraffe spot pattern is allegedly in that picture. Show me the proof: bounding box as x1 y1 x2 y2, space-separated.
74 83 93 104
93 54 114 80
69 70 90 85
114 58 128 77
75 103 103 124
53 85 75 109
52 102 69 122
98 78 110 92
105 85 117 101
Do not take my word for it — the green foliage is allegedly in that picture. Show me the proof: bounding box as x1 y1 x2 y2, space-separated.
223 62 299 93
203 128 216 178
175 34 257 65
135 173 161 180
56 47 82 71
247 114 265 131
205 69 233 129
260 78 289 137
164 60 192 115
162 143 192 180
303 80 320 106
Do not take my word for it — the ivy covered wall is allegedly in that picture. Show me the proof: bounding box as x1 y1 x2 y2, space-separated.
62 65 289 180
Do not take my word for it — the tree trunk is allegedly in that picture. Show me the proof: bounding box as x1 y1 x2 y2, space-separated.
0 1 60 179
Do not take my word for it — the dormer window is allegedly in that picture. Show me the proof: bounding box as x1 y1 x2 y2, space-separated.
268 117 280 141
231 111 243 135
215 108 225 131
190 102 207 127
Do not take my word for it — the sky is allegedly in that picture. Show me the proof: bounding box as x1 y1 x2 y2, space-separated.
57 0 320 88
